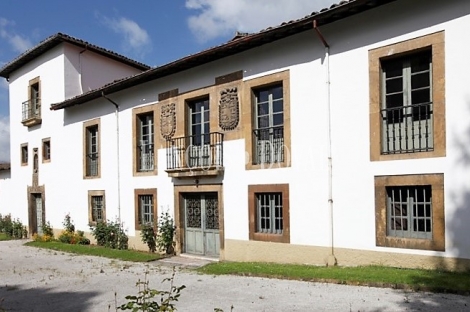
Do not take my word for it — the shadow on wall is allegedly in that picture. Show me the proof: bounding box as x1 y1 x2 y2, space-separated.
0 284 100 312
391 101 470 310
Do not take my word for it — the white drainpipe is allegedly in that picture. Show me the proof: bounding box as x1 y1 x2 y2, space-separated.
314 20 337 266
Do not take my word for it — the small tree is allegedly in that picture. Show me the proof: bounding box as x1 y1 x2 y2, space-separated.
156 209 176 255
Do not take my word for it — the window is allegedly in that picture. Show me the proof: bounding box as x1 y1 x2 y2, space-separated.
42 138 51 162
88 191 105 224
256 193 283 234
134 189 157 230
248 184 290 243
369 31 445 161
387 185 432 239
21 143 28 166
243 70 291 170
137 113 154 172
22 77 41 126
375 174 444 251
83 119 100 178
381 50 433 154
187 97 211 167
253 84 284 164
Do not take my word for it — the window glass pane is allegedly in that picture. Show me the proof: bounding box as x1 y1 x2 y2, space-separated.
386 93 404 109
271 85 283 100
273 113 283 126
411 89 430 105
411 72 430 90
383 60 403 78
192 113 201 124
411 53 431 73
257 90 269 103
385 77 403 94
257 103 269 116
273 99 283 113
258 116 269 128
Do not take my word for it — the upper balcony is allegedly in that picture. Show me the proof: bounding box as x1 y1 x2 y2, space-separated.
22 99 42 127
165 132 224 178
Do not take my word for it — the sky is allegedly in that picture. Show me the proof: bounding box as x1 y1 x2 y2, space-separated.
0 0 335 162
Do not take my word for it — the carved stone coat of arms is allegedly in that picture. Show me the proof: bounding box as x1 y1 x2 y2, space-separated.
219 87 239 131
160 103 176 140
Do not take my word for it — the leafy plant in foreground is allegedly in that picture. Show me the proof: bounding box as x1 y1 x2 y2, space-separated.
118 267 185 312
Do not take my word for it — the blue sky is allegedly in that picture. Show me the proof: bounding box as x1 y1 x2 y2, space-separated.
0 0 333 161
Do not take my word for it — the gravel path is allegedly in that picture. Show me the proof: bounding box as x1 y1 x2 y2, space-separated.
1 240 469 311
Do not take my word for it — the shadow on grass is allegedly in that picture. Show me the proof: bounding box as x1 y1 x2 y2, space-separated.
0 284 101 312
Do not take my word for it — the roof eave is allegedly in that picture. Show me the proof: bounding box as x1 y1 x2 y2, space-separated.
51 0 398 110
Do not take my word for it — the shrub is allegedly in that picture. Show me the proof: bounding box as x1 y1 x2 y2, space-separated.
42 221 54 237
58 214 90 245
0 215 27 239
140 223 157 253
89 220 128 250
32 233 54 242
118 268 185 312
156 210 176 255
63 214 75 233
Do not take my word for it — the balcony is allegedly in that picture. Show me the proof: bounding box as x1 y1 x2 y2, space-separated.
253 126 284 164
165 132 224 178
22 99 42 127
381 102 433 154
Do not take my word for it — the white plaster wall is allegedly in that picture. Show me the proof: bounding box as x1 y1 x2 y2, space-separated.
63 44 144 98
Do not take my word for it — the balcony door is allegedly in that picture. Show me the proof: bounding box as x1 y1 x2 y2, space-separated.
188 98 210 167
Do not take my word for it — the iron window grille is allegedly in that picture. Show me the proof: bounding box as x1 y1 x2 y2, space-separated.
256 192 283 234
21 145 28 164
253 84 284 164
43 140 51 161
91 196 104 222
86 125 99 176
387 185 432 239
381 49 433 154
138 113 154 171
138 195 154 225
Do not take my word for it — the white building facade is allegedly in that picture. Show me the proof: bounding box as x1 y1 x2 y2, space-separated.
1 0 470 271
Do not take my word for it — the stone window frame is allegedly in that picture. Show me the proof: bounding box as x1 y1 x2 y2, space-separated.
20 143 28 166
375 173 445 251
88 190 106 225
83 118 101 179
248 183 290 243
369 31 445 161
133 105 158 176
42 137 51 163
243 70 291 170
134 188 157 230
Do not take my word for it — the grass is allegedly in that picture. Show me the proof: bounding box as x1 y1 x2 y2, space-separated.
0 233 11 241
198 262 470 295
25 241 161 262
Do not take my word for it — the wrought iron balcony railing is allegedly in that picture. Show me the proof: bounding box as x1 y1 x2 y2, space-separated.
22 99 41 122
381 102 433 154
253 126 284 164
166 132 224 171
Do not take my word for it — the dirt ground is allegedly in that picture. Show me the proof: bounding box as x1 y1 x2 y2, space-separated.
1 240 470 312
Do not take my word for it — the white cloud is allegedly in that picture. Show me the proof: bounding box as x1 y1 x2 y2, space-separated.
185 0 335 42
0 115 10 162
100 15 151 57
0 17 33 53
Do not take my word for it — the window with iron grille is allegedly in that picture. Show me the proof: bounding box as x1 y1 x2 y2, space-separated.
42 139 51 162
138 195 154 225
137 113 154 171
91 195 104 223
387 185 432 239
256 192 283 234
253 84 284 164
86 125 99 177
381 49 433 154
21 144 28 165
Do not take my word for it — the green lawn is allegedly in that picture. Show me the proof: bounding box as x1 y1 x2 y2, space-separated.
25 241 161 262
198 262 470 295
0 233 10 241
